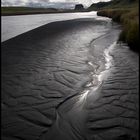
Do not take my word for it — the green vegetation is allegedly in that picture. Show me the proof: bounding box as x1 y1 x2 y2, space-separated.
1 7 59 16
119 8 139 51
88 0 138 10
1 6 87 16
89 0 139 52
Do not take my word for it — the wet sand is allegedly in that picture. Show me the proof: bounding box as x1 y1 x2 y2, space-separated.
1 18 139 140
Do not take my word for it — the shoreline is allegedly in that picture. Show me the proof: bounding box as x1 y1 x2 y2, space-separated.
1 17 98 43
97 8 139 53
1 10 89 16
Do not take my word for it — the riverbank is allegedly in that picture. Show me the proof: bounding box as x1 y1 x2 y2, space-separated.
97 6 139 52
2 12 98 42
1 7 87 16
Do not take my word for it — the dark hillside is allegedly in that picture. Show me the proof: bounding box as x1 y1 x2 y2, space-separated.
88 0 139 52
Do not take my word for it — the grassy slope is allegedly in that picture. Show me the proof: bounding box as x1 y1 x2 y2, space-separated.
89 0 139 52
1 7 61 15
1 7 82 16
1 7 88 16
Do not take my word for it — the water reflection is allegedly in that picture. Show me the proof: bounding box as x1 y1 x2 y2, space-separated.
2 11 97 42
78 42 116 104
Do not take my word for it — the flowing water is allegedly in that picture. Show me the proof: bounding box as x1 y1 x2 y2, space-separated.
2 11 98 42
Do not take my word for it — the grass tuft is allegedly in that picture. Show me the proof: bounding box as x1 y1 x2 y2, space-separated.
97 6 139 52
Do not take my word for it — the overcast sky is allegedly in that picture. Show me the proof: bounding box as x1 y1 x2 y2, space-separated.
2 0 111 9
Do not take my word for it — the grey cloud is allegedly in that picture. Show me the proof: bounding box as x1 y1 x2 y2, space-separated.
2 0 110 8
2 0 26 6
26 2 76 9
25 0 77 9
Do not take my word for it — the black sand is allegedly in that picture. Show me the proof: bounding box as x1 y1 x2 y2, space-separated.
1 19 139 140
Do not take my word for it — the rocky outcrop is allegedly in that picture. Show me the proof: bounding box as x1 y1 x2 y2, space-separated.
74 4 84 11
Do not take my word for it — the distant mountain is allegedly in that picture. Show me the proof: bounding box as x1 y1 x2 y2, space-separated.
74 4 84 11
88 0 138 10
